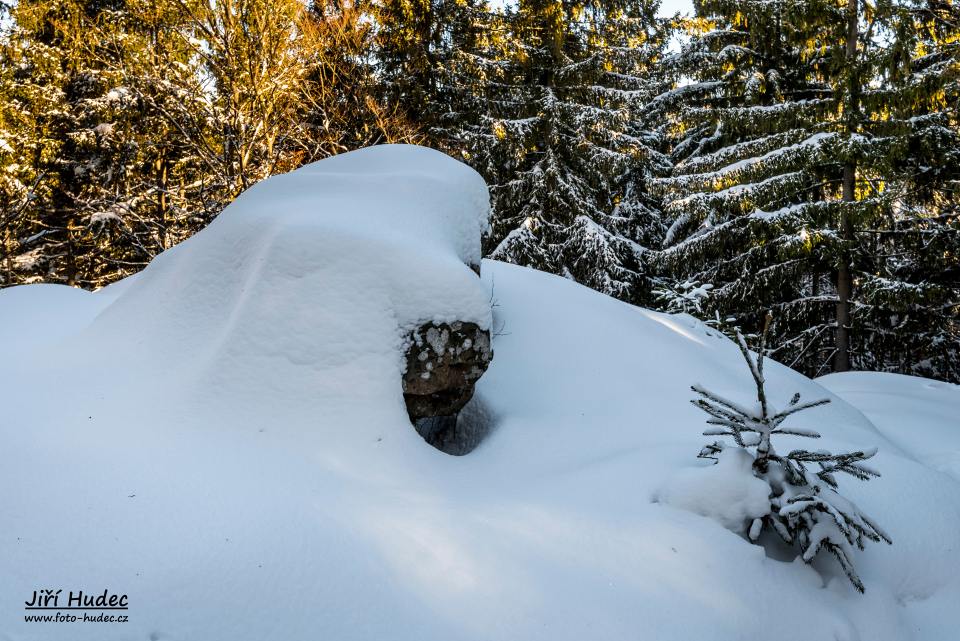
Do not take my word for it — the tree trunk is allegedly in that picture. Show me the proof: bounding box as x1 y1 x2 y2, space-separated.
834 0 858 373
65 216 77 287
158 157 170 250
835 167 854 372
3 228 14 286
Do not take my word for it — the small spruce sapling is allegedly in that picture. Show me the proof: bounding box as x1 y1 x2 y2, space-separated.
691 315 891 592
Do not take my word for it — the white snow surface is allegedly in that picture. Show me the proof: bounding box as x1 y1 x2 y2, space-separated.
818 372 960 481
1 145 959 640
654 447 770 534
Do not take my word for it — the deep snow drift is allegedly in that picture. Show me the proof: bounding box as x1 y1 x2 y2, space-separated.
818 372 960 482
1 145 958 640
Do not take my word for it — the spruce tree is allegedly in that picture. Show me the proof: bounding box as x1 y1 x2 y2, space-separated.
0 0 230 287
652 0 959 381
109 0 218 253
692 317 891 593
368 0 486 143
0 14 39 285
853 0 960 380
2 0 161 286
458 0 669 303
369 0 441 122
653 0 857 375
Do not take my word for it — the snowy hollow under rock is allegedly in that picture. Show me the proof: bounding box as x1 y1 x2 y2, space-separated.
1 145 959 641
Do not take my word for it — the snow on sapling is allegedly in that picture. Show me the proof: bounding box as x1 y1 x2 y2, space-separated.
692 316 891 592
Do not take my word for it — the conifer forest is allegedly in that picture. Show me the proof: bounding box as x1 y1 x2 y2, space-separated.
1 0 958 382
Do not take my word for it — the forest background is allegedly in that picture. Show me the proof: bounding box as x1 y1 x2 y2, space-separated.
0 0 957 382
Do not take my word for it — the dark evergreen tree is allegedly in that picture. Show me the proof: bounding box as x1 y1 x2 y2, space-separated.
368 0 486 142
457 0 669 303
110 0 220 254
652 0 860 376
0 13 40 285
853 0 960 380
2 0 165 286
652 0 959 382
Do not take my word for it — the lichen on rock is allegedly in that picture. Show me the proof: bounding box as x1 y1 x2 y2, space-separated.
402 321 492 421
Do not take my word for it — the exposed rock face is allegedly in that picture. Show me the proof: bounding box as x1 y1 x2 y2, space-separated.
402 321 492 421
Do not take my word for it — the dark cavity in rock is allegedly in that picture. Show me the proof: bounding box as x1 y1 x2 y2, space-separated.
414 392 495 456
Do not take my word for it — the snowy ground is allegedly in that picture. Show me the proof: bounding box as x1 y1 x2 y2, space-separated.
1 146 958 640
818 372 960 482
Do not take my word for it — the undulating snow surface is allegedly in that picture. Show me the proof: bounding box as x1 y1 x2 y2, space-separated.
818 372 960 481
2 145 958 640
653 447 771 535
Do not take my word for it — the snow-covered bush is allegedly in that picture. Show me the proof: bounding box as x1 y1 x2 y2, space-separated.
692 318 892 592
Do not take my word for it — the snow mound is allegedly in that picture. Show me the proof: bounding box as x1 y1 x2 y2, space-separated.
818 372 960 480
654 447 770 534
1 146 959 640
6 144 492 427
0 284 105 357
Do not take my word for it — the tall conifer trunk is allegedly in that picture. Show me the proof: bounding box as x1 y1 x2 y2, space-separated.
835 0 859 372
